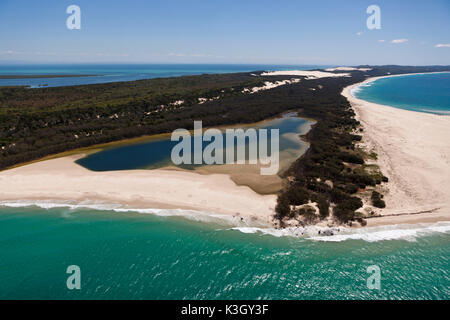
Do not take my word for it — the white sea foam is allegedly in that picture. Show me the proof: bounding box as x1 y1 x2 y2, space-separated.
232 222 450 242
308 222 450 242
0 200 260 227
112 207 246 225
0 200 122 211
231 226 342 238
1 200 449 242
350 82 373 96
419 109 450 116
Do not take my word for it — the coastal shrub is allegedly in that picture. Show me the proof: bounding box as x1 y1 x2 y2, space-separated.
333 197 363 222
286 185 310 206
340 183 359 194
316 195 330 219
298 206 318 224
342 197 363 211
330 189 352 203
306 180 332 194
357 217 367 226
371 191 386 208
333 206 355 223
338 152 364 164
275 193 291 220
353 211 368 226
346 173 375 188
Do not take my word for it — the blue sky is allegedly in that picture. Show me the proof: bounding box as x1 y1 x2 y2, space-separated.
0 0 449 65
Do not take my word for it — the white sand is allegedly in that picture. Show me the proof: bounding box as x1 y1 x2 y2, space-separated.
242 79 301 94
1 73 449 229
261 70 350 79
0 155 277 226
342 75 450 226
325 67 372 72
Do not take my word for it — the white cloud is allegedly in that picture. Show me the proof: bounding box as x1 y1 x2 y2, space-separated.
378 40 386 42
168 52 212 58
0 50 23 55
168 52 185 57
391 39 408 44
190 53 212 58
356 32 363 36
35 51 57 56
435 43 450 48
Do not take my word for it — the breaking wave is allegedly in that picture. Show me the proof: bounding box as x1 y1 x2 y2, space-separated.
0 200 261 227
1 200 449 242
350 82 373 96
419 109 450 116
232 222 450 242
308 222 450 242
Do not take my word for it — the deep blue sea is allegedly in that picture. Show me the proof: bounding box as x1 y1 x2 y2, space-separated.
354 72 450 115
0 64 329 88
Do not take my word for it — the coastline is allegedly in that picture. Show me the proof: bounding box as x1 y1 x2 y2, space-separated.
349 71 450 115
0 154 278 226
1 72 449 231
342 74 450 227
0 113 312 228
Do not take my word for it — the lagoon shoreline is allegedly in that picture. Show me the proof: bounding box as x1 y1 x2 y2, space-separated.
0 113 312 228
0 72 449 231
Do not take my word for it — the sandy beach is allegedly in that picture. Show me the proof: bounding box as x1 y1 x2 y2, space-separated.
0 155 277 226
342 74 450 226
0 114 312 228
0 73 449 229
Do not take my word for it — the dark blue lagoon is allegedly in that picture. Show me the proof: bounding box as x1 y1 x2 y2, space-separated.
76 115 313 174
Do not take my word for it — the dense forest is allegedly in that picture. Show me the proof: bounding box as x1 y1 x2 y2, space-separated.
1 65 449 225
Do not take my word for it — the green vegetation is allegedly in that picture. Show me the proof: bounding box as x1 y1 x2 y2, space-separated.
1 65 449 225
0 72 267 168
371 191 386 208
273 65 450 225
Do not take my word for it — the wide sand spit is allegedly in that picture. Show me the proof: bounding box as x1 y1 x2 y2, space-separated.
1 72 449 228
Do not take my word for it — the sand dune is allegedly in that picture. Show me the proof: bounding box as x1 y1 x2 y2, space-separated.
325 67 372 72
261 70 350 79
1 74 449 229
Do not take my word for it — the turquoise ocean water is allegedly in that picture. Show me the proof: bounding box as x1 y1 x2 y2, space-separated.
354 72 450 115
0 205 449 300
0 68 449 300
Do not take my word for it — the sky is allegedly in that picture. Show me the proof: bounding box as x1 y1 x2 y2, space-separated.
0 0 449 65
